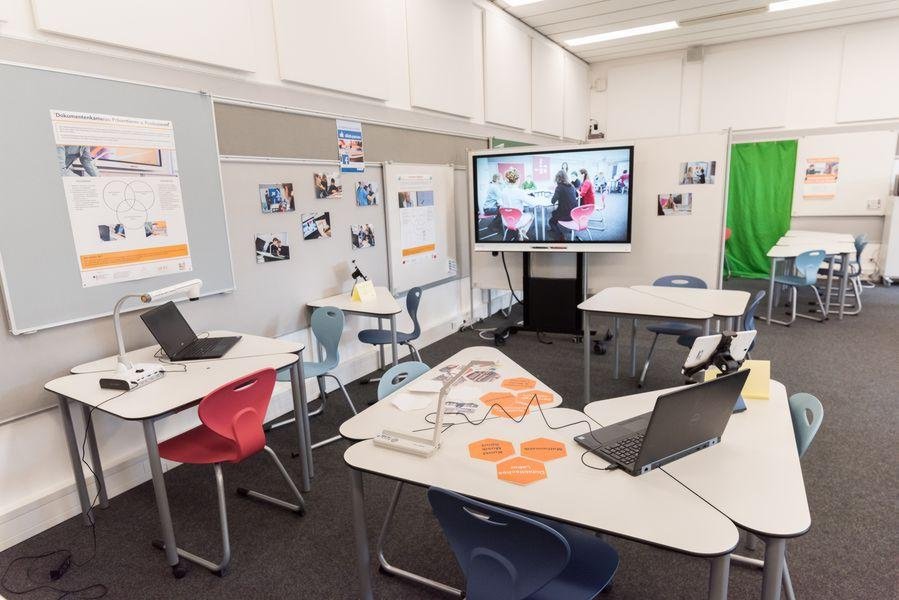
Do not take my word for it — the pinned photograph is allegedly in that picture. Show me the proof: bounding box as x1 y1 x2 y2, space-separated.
397 190 434 208
144 220 168 237
259 183 295 213
355 181 379 206
302 211 332 240
98 224 126 242
658 193 693 216
255 232 290 263
314 172 342 199
678 161 716 185
351 224 375 249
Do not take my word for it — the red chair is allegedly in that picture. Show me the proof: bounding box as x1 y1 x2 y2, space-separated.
154 368 305 576
499 207 534 241
558 203 602 240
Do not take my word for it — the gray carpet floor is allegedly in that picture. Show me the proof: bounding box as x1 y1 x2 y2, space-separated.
1 278 897 599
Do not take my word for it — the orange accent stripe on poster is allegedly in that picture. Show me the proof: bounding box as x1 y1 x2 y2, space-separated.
402 243 436 257
80 244 189 269
803 194 835 199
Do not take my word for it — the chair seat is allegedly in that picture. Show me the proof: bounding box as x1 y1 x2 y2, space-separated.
357 329 416 345
529 518 619 600
773 274 810 287
646 322 703 336
159 425 244 464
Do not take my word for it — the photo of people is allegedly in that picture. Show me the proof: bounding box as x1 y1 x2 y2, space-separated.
259 183 295 213
355 181 379 206
302 211 332 240
398 190 434 208
97 224 126 242
351 224 375 249
255 232 290 263
679 161 716 185
473 148 632 243
313 172 342 199
144 220 168 237
57 145 177 177
657 193 693 216
804 157 839 183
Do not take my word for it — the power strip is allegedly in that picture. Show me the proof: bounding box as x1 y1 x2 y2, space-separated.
99 364 165 391
374 429 438 457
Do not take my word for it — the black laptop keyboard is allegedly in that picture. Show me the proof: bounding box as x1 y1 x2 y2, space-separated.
603 433 645 465
188 338 220 354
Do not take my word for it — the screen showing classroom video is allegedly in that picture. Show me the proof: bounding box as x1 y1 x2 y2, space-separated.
472 146 633 246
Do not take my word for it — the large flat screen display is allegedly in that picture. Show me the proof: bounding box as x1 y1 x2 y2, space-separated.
471 144 633 252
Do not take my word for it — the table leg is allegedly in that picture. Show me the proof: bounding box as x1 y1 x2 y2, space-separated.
377 318 385 370
766 258 777 324
838 252 850 320
630 318 637 377
708 554 731 600
57 395 93 526
290 357 313 491
613 318 620 379
79 404 108 508
142 420 183 576
761 537 786 600
823 256 836 315
350 469 374 600
390 315 399 367
703 319 711 336
583 311 591 406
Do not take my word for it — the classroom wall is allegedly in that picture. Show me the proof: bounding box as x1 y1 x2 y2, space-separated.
587 18 899 242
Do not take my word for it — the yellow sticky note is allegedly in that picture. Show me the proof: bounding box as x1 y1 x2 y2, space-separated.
351 280 377 302
704 359 770 400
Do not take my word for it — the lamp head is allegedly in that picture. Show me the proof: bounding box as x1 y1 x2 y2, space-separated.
140 278 202 303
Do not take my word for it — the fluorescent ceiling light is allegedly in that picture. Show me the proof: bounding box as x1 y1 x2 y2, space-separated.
769 0 839 12
565 21 679 46
505 0 543 6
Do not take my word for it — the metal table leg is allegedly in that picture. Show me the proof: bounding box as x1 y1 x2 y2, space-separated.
350 470 374 600
766 257 777 324
761 537 786 600
377 318 385 369
142 419 185 577
290 357 313 491
57 395 93 526
838 251 850 320
390 314 399 367
613 318 620 379
79 404 108 508
630 318 637 377
823 256 836 315
583 311 591 406
708 554 731 600
703 319 711 336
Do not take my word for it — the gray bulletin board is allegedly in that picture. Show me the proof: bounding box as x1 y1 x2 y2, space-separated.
0 62 234 334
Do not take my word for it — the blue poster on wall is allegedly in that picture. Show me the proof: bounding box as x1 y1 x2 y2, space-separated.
337 119 364 173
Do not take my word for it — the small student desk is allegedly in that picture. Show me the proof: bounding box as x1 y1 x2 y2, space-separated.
308 287 403 368
584 380 809 600
783 230 855 243
47 339 309 577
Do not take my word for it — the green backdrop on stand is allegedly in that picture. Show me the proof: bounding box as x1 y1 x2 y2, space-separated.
726 140 798 279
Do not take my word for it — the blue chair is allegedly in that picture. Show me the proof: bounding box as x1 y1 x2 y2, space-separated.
638 275 708 387
769 249 827 326
676 290 766 357
818 234 868 315
274 306 356 449
428 487 618 600
358 287 423 363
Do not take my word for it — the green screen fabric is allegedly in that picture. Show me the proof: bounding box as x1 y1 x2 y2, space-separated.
726 140 798 278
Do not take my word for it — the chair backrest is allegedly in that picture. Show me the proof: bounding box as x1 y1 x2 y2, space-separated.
428 487 570 600
788 392 823 458
725 227 732 241
569 203 596 228
794 250 827 285
653 274 708 289
406 287 423 339
377 361 430 400
854 234 868 270
198 368 276 461
743 289 766 332
499 207 523 230
311 306 345 370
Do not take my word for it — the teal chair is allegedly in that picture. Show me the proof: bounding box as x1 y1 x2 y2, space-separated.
733 392 823 600
273 306 357 449
769 249 827 326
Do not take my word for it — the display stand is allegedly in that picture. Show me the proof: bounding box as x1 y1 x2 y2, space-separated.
522 252 585 335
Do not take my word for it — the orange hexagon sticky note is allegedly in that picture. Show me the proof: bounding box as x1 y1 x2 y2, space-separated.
501 377 537 391
496 457 547 485
520 438 567 462
468 438 515 462
515 390 554 406
479 391 516 407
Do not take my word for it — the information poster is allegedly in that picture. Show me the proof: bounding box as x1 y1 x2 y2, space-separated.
803 156 839 199
51 110 192 287
337 119 364 173
396 174 437 264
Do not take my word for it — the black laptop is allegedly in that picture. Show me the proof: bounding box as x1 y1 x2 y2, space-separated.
140 301 241 360
574 370 750 476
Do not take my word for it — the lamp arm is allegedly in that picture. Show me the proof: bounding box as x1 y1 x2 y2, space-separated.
113 294 143 371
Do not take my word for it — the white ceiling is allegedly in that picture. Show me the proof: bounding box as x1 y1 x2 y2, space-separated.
496 0 899 62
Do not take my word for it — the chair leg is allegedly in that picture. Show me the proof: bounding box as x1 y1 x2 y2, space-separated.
746 532 758 551
152 463 232 576
237 446 306 514
783 559 796 600
376 482 462 596
797 284 826 322
406 342 422 362
638 333 660 388
763 286 798 326
308 373 357 450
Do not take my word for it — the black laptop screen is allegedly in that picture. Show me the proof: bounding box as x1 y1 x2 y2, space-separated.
140 301 198 359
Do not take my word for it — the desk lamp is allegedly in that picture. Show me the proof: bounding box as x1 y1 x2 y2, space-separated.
375 360 495 456
102 279 202 390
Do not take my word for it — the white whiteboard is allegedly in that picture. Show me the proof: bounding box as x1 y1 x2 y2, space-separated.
791 130 897 217
384 163 455 294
